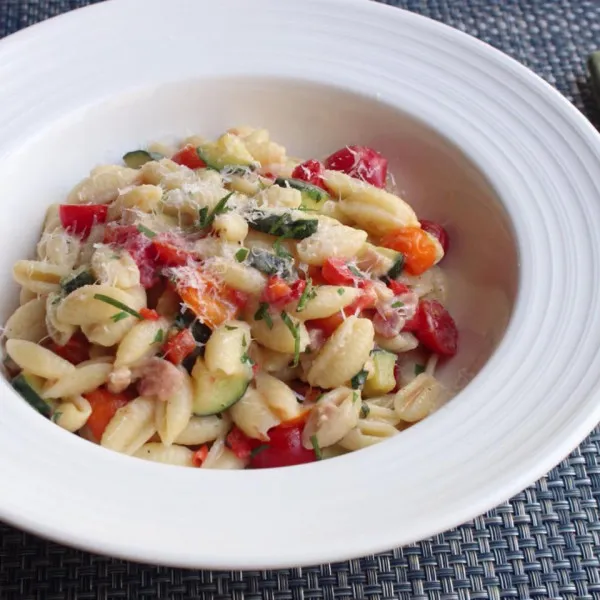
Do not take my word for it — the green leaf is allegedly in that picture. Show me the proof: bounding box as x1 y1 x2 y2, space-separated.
137 224 157 239
280 311 300 367
198 207 209 227
337 288 345 296
360 403 370 419
153 329 165 344
225 325 237 331
240 351 253 365
254 302 273 329
392 301 404 308
414 363 426 376
310 434 323 460
273 237 292 259
235 248 249 263
352 391 359 404
93 294 142 320
111 311 130 323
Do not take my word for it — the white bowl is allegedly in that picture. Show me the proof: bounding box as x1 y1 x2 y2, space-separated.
0 0 599 569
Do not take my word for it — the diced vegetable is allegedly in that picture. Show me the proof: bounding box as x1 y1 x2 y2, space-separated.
152 234 192 267
61 270 96 295
420 220 449 254
291 159 327 190
47 332 90 365
176 270 246 329
59 204 108 239
249 421 316 469
192 444 209 467
191 359 250 416
226 425 258 460
122 150 162 169
139 308 160 321
247 211 318 239
380 227 438 276
411 299 458 357
274 177 328 210
261 276 306 307
363 350 396 397
84 388 131 441
322 258 359 286
387 254 405 280
163 329 196 365
103 224 159 288
324 145 388 188
247 248 295 280
389 280 410 296
350 369 369 390
12 373 54 417
171 144 207 169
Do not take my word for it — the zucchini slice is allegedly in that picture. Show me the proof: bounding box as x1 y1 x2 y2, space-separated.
274 177 328 210
247 248 296 279
191 358 250 416
363 350 397 397
123 150 162 169
12 373 53 417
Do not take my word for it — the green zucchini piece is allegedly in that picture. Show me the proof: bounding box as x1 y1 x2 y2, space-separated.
247 248 296 279
123 150 162 169
196 145 255 172
387 253 405 280
274 177 328 210
247 211 318 239
350 368 369 390
191 359 250 416
61 270 96 295
363 350 397 397
12 373 53 417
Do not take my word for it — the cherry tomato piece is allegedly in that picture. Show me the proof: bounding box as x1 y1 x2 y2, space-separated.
388 281 410 295
261 276 306 306
291 159 327 189
171 144 206 169
380 227 438 276
249 422 316 469
226 426 259 460
413 300 458 357
153 234 192 267
84 388 131 441
59 204 108 239
139 308 160 321
324 145 388 188
321 258 357 286
47 332 90 365
420 220 449 254
163 329 196 365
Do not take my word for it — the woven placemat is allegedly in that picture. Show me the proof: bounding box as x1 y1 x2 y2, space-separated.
1 1 600 598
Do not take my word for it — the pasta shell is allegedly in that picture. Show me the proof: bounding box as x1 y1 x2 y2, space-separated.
4 298 47 342
394 373 446 422
134 443 194 467
6 339 75 379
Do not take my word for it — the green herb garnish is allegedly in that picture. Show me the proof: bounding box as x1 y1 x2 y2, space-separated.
240 351 253 365
348 265 364 279
352 391 359 404
254 303 273 329
250 445 269 458
137 224 156 239
310 435 323 460
360 403 370 419
235 248 249 263
198 192 234 228
337 288 345 296
414 364 426 376
225 325 237 331
280 311 300 367
296 278 316 313
351 369 369 389
93 294 142 320
273 237 292 259
392 301 404 308
111 311 130 323
51 411 63 424
153 329 165 344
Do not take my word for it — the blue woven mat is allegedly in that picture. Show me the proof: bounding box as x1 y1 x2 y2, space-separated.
1 1 600 598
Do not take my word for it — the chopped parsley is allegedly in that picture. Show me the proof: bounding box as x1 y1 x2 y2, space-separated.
137 224 156 239
350 369 369 389
240 351 253 365
235 248 249 263
360 403 370 419
296 277 316 313
392 301 405 308
225 325 237 331
280 311 300 367
310 435 323 460
414 363 426 376
198 191 234 228
93 294 142 320
352 391 359 404
337 288 345 296
254 302 273 329
153 329 164 344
